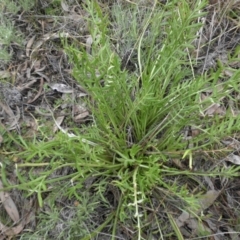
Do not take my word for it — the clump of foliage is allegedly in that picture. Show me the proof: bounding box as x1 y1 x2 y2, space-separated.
4 0 240 239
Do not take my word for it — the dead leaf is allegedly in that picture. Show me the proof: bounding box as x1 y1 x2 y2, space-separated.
223 69 234 77
0 222 24 237
30 39 44 58
32 60 42 70
7 106 21 131
198 190 220 209
176 191 220 238
225 153 240 165
76 92 88 97
176 190 220 228
74 111 89 122
0 180 25 237
73 104 89 122
17 79 37 92
200 90 226 117
0 181 20 223
35 71 50 82
221 138 240 150
30 32 70 58
176 211 190 228
236 191 240 197
0 102 20 130
34 65 46 73
27 78 44 104
86 35 93 54
0 71 11 79
42 32 69 41
48 83 74 93
61 0 69 11
204 103 225 116
26 67 31 79
53 116 65 133
204 176 215 190
26 35 36 57
0 102 14 118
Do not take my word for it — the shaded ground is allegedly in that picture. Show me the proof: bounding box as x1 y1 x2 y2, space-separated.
0 0 240 239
